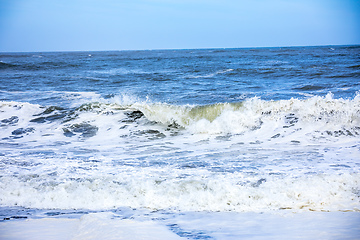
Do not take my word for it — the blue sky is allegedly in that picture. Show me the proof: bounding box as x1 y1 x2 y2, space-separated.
0 0 359 52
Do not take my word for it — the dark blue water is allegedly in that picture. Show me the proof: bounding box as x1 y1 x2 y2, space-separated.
1 45 359 106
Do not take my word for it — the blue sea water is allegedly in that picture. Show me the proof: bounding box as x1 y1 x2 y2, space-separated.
0 45 360 239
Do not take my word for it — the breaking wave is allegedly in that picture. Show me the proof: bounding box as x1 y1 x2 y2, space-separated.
1 93 359 140
135 93 360 135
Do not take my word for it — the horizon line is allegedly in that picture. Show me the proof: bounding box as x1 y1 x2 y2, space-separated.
1 43 359 54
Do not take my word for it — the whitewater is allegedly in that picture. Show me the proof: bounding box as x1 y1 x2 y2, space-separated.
0 46 359 239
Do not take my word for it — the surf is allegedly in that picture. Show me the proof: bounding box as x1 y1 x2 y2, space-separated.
129 93 360 136
1 93 359 142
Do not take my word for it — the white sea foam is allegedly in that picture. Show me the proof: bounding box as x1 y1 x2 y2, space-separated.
0 94 359 213
0 170 359 212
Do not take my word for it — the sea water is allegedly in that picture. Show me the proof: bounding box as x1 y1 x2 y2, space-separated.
0 46 359 239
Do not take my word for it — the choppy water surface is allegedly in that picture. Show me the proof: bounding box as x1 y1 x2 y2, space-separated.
0 46 360 238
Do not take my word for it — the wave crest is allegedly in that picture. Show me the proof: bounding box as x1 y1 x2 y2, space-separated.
132 93 360 135
1 93 359 140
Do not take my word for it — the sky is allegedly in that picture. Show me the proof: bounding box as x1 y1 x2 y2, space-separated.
0 0 359 52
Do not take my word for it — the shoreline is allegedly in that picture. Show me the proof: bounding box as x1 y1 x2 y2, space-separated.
1 211 359 240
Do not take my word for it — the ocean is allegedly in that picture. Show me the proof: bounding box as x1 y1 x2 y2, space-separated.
0 46 359 239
